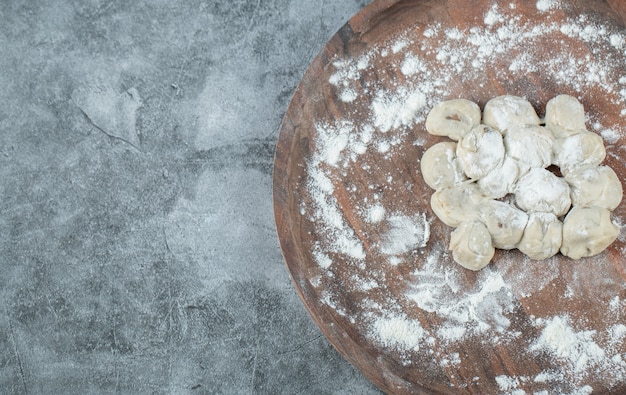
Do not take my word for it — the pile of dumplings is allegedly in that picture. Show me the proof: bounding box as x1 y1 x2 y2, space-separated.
420 95 623 271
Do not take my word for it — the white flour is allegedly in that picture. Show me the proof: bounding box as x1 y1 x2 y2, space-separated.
536 0 558 13
530 316 606 373
370 313 425 351
380 214 430 256
371 88 428 133
406 252 515 341
300 0 626 391
366 203 386 224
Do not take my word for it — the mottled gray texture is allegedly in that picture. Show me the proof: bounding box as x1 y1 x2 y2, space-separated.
0 1 381 393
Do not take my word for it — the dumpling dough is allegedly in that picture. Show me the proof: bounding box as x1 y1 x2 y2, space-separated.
478 157 520 199
514 167 571 216
504 125 554 171
425 99 481 141
517 212 563 260
565 166 623 210
552 131 606 175
545 94 586 139
456 124 505 180
420 142 467 190
449 220 495 271
430 182 487 227
561 206 620 259
478 200 528 250
422 95 622 269
483 95 541 134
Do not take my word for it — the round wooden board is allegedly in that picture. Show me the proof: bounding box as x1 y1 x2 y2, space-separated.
273 0 626 393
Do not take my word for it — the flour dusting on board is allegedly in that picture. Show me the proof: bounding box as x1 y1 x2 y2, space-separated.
371 313 425 351
530 316 607 373
301 0 626 392
380 214 430 256
406 249 516 341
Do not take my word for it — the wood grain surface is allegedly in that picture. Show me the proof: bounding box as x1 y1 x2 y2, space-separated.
273 0 626 393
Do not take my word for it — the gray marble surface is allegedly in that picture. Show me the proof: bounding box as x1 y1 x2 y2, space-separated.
0 1 382 393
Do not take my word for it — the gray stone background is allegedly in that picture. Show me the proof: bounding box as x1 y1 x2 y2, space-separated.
0 0 382 393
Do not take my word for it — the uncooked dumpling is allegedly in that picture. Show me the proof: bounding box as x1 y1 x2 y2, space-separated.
561 206 620 260
482 95 541 134
478 200 528 249
514 167 571 216
421 95 622 270
425 99 481 141
504 124 553 171
420 142 467 190
517 212 562 260
552 131 606 175
456 124 505 180
449 220 495 271
565 166 623 210
545 94 586 139
477 157 520 199
430 182 487 227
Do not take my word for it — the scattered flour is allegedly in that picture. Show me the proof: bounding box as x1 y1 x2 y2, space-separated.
380 214 430 256
371 88 428 133
405 251 516 342
611 324 626 343
495 375 527 393
313 248 333 269
367 203 386 223
391 39 409 54
484 5 505 26
371 313 425 351
400 54 427 76
307 162 366 262
536 0 558 13
601 128 621 144
530 316 605 373
527 314 626 392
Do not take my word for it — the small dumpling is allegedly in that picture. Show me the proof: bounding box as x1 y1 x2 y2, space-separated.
420 142 467 190
514 167 571 216
478 157 520 199
425 99 481 141
449 220 495 271
552 130 606 175
456 124 505 180
561 206 620 260
565 166 623 210
478 200 528 250
504 124 554 171
430 182 487 227
544 94 586 139
482 95 541 134
517 212 563 260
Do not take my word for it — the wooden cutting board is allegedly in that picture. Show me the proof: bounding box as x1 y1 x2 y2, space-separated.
273 0 626 393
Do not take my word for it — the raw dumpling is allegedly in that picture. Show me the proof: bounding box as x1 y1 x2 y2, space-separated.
504 124 554 171
478 157 520 199
517 212 563 260
449 220 495 271
482 95 541 134
456 124 505 180
478 200 528 249
561 206 620 260
420 142 467 190
425 99 481 141
565 166 623 210
421 95 622 269
430 182 487 227
514 167 571 216
552 131 606 175
544 94 586 139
